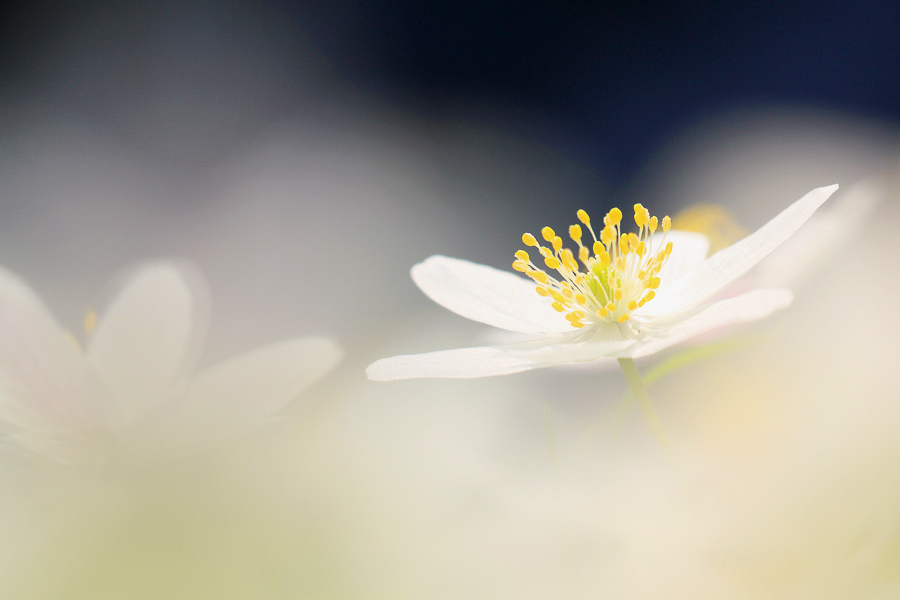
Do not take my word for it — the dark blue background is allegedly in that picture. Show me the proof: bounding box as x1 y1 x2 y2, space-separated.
3 1 900 189
275 1 900 185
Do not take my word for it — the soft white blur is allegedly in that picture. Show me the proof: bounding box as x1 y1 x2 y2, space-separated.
2 2 900 598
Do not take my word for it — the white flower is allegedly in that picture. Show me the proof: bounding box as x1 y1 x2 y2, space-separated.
0 262 342 464
367 185 837 380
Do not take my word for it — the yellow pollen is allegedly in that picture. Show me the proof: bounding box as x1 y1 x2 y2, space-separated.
600 226 615 246
541 226 555 242
634 204 650 228
529 270 548 284
607 207 622 226
518 203 674 328
577 209 590 225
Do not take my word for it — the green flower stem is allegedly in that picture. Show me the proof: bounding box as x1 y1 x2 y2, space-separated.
611 329 779 438
617 358 671 452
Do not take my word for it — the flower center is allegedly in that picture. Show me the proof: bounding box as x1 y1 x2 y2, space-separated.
513 204 673 328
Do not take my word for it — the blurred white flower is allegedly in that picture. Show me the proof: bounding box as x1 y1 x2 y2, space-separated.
367 185 836 380
0 262 342 464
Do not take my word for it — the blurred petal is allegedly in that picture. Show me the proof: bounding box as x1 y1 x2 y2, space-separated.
86 263 209 423
367 335 634 380
627 289 793 358
756 180 880 289
0 265 107 434
644 185 837 318
411 255 571 334
157 337 342 447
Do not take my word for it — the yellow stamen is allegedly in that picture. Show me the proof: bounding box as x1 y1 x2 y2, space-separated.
634 203 650 228
518 203 674 328
542 226 555 242
529 270 548 284
607 207 622 226
600 226 615 246
577 209 590 225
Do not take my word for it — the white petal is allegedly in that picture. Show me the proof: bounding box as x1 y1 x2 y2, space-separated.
86 263 209 423
0 266 108 435
153 337 342 449
755 180 880 289
655 230 711 288
411 255 571 334
643 185 837 318
366 334 634 380
625 289 793 358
